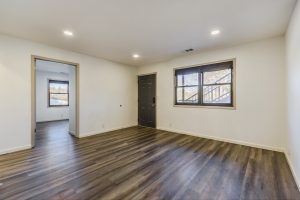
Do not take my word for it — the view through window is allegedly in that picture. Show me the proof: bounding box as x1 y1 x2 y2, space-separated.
175 60 234 107
49 80 69 107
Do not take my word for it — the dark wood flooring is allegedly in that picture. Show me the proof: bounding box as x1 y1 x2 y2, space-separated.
0 120 299 200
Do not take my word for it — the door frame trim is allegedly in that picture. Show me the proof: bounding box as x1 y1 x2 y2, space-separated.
137 72 157 128
31 55 80 148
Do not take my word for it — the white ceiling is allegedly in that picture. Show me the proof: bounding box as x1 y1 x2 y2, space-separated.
36 60 73 74
0 0 297 66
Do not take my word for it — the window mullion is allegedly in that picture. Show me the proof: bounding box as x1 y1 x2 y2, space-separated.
182 75 185 102
198 72 203 105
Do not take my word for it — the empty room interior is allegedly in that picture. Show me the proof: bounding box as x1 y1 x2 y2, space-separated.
0 0 300 199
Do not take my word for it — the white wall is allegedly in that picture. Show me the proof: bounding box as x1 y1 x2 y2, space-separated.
36 70 69 122
138 37 286 151
0 31 288 162
0 33 137 154
286 0 300 188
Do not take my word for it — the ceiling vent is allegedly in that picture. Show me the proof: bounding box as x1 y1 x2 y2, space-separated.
185 48 194 53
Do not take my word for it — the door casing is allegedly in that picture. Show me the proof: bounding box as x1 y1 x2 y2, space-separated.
31 55 80 147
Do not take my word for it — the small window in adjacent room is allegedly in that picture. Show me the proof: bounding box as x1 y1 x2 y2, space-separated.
48 80 69 107
175 60 234 107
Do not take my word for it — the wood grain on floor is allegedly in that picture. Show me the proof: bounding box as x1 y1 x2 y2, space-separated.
0 120 299 200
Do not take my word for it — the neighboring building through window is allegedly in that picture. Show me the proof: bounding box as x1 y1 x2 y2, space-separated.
175 60 234 107
49 80 69 107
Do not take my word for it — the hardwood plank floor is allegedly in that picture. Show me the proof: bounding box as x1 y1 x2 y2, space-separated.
0 120 299 200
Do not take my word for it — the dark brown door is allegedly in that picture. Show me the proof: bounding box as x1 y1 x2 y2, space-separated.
138 74 156 128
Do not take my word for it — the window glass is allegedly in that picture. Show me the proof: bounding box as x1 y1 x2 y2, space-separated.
177 75 183 86
183 73 198 86
183 87 198 103
177 87 183 103
49 80 69 106
174 61 234 107
203 69 231 85
50 94 69 106
203 85 231 104
49 82 68 93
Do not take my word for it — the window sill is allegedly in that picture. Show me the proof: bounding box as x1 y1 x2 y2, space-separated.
173 104 236 110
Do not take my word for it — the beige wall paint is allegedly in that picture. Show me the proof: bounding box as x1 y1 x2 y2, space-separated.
286 0 300 189
138 37 286 151
0 33 137 154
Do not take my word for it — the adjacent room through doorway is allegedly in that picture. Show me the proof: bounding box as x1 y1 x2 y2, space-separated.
33 58 78 147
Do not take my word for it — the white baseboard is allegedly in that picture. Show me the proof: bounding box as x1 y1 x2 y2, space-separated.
284 150 300 191
79 125 137 138
0 145 31 155
158 127 284 152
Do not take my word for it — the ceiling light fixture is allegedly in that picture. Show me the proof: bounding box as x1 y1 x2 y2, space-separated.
211 29 220 36
63 30 73 36
132 54 140 58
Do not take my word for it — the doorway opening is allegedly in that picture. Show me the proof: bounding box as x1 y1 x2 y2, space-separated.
138 73 157 128
31 56 79 147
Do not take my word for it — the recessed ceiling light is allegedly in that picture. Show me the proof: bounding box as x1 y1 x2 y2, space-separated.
211 29 220 36
63 30 73 36
132 54 140 58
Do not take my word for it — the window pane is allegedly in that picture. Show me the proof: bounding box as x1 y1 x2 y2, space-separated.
177 75 183 86
176 86 199 104
184 86 198 103
50 94 69 106
203 84 231 104
50 82 68 93
203 69 231 84
177 87 183 103
183 73 198 86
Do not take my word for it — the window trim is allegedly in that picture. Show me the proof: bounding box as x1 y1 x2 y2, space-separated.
173 58 236 109
48 79 70 107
